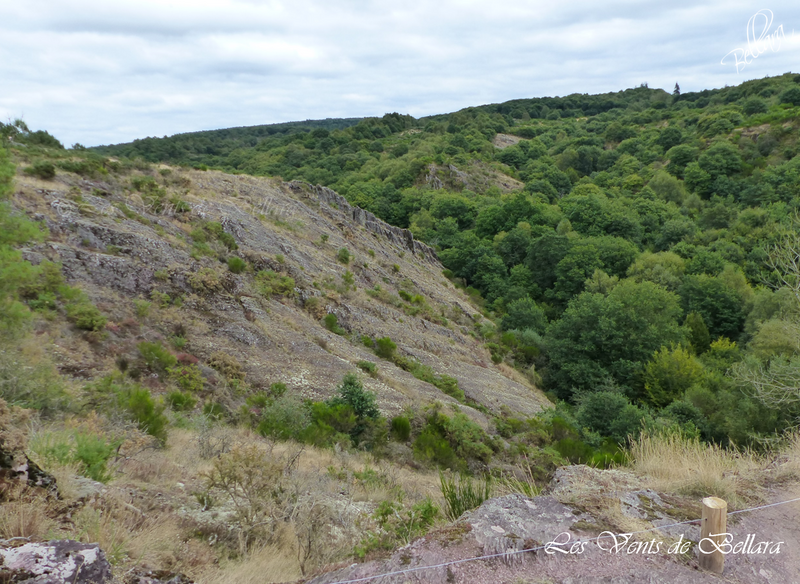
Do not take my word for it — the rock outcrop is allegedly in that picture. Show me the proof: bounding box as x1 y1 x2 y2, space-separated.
0 540 111 584
310 183 439 264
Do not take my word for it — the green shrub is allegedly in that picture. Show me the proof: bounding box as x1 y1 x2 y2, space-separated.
255 270 295 297
357 360 377 374
375 337 397 360
228 256 247 274
118 386 168 444
150 290 171 308
440 472 493 520
324 313 346 335
301 401 356 447
138 341 177 372
361 335 374 348
166 390 197 411
390 416 411 441
208 351 245 381
337 247 351 264
218 232 237 250
341 270 355 289
168 364 205 392
203 401 227 420
0 348 69 415
24 161 56 180
170 335 187 350
66 301 107 331
414 425 460 470
356 497 439 557
33 431 119 483
330 372 379 423
73 433 119 482
434 375 464 401
257 393 311 440
188 267 223 294
269 382 288 398
414 409 494 469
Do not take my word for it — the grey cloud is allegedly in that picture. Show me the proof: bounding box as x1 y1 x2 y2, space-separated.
1 1 798 146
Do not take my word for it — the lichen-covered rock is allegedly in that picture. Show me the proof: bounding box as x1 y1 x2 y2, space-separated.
0 540 111 583
0 398 57 496
465 494 583 561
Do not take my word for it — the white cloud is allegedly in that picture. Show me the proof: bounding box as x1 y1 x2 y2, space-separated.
1 1 798 146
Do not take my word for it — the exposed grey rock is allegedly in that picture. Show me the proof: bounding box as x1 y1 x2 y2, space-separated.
0 448 57 493
0 540 111 583
466 494 583 561
310 183 439 264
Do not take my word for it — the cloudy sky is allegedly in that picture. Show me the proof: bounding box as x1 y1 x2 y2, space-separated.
2 1 799 147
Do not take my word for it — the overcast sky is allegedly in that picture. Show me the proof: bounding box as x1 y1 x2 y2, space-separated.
2 1 799 147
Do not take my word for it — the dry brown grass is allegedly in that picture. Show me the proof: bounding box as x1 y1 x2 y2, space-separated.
200 542 302 584
627 431 763 508
0 498 55 540
775 430 800 480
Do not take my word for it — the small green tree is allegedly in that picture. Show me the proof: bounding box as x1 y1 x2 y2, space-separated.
643 345 705 408
684 312 711 354
337 247 351 264
329 372 380 443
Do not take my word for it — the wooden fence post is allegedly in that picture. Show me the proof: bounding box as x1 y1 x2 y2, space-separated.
699 496 727 574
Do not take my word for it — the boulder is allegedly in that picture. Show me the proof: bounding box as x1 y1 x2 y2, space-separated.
0 540 111 583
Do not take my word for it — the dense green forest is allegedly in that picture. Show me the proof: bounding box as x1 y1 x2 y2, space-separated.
91 117 363 163
16 73 800 455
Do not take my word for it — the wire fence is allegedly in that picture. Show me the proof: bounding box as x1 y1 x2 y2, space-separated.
324 495 800 584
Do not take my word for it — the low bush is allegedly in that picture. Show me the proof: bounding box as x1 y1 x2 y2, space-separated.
208 351 245 381
356 497 439 557
31 430 120 483
168 363 205 392
375 337 397 360
257 393 311 440
413 408 495 470
255 270 295 297
324 313 346 335
65 301 107 331
390 416 411 441
203 401 227 420
228 256 247 274
23 161 56 180
337 247 351 264
357 360 377 375
188 267 223 294
116 386 168 444
138 341 177 373
166 390 197 411
0 348 69 415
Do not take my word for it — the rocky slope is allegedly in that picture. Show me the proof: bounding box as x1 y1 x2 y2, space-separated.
12 165 549 421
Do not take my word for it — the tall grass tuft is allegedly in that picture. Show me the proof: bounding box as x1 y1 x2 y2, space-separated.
627 429 761 508
439 471 493 520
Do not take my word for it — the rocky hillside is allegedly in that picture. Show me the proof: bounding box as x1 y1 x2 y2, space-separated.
12 165 549 421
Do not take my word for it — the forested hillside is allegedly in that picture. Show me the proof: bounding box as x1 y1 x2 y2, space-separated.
90 73 800 450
